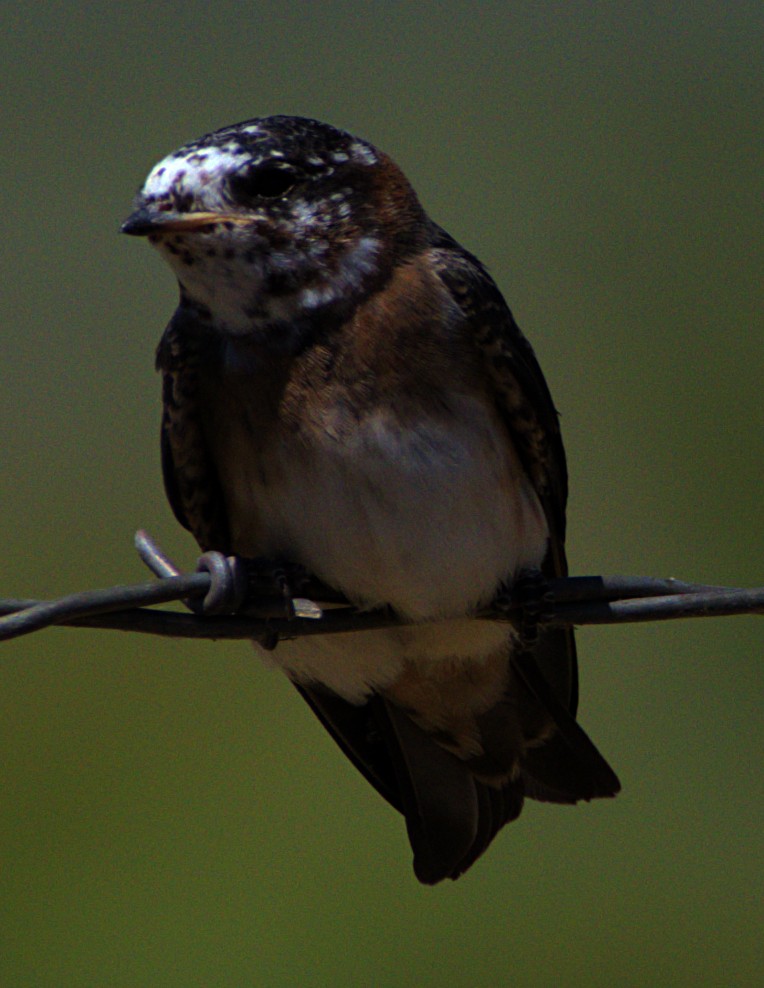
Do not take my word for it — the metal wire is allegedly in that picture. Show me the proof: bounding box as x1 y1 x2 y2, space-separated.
0 530 761 645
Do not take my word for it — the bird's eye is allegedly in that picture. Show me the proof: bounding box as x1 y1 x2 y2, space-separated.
229 163 297 203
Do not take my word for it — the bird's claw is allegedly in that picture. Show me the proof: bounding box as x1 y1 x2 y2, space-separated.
492 568 553 651
191 552 311 619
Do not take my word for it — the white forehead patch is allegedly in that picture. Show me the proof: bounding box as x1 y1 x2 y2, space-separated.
142 143 252 201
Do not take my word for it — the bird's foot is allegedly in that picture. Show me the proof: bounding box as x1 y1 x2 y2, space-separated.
242 557 313 618
492 568 553 652
190 552 316 651
191 552 310 619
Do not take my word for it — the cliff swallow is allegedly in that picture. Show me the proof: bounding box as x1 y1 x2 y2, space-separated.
122 115 619 883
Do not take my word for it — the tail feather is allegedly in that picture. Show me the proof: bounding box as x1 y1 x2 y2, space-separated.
510 648 621 801
296 634 618 884
297 684 525 883
380 697 524 883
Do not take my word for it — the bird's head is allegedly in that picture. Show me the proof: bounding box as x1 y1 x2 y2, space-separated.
122 115 427 338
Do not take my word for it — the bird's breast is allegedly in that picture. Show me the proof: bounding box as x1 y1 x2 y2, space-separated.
198 286 550 701
212 380 548 618
209 383 548 701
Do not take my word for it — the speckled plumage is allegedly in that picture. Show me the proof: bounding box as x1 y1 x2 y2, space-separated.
123 115 619 883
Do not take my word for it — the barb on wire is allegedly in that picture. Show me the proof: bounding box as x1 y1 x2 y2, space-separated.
0 529 762 646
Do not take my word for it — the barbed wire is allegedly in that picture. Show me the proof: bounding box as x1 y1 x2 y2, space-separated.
0 530 762 647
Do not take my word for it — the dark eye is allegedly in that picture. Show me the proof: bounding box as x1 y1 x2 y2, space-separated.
229 163 297 203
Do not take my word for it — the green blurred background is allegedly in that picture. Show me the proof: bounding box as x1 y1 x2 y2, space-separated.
2 3 762 985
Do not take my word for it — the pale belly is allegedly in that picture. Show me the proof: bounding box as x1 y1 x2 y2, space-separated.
215 393 548 702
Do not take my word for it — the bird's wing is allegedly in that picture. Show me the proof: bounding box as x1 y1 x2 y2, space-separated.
156 312 231 553
428 227 569 574
430 226 620 801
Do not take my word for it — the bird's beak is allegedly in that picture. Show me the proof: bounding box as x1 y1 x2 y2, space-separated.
120 206 248 237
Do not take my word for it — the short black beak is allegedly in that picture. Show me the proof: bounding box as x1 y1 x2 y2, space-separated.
120 206 164 237
121 205 247 237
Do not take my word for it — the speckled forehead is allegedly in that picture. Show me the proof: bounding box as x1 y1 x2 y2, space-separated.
142 139 256 199
234 117 380 166
139 118 380 199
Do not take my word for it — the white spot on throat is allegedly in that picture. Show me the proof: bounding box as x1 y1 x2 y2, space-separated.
156 231 383 335
155 236 263 333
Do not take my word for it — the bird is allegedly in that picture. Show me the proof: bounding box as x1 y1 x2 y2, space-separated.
122 115 619 884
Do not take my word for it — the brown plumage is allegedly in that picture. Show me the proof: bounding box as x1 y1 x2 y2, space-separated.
123 115 619 883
